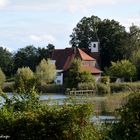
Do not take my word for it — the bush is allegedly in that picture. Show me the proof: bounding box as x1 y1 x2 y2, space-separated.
96 83 110 95
101 76 110 85
106 60 137 81
110 82 140 93
0 91 100 140
36 59 56 86
37 84 64 93
0 68 6 89
109 92 140 140
15 67 35 90
77 82 96 90
2 82 14 92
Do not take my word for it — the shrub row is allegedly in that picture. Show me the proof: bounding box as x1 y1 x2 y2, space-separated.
110 82 140 93
0 104 100 140
37 84 64 93
71 82 140 95
73 82 110 95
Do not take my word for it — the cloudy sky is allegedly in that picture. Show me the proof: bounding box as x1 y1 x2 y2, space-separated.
0 0 140 51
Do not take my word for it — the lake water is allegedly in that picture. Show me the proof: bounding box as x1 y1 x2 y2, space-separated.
0 93 117 123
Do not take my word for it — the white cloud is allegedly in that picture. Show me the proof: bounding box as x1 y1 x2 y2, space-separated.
116 15 140 31
66 0 116 12
2 0 140 12
6 0 117 12
0 0 9 8
29 34 55 43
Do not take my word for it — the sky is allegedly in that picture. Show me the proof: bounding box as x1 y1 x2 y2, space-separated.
0 0 140 52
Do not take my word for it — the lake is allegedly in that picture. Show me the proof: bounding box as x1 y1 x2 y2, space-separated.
0 93 117 123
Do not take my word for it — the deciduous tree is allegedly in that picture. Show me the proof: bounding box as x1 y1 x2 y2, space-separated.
106 60 136 81
70 16 127 69
0 47 13 76
35 59 56 86
15 67 34 90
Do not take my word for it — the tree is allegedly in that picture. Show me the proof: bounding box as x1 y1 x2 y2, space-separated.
35 59 56 86
70 16 127 70
122 25 140 79
97 19 127 69
106 60 136 81
14 45 38 72
70 16 101 48
65 59 82 88
0 68 6 90
0 47 13 76
15 67 34 90
80 71 95 83
46 43 55 58
65 59 95 88
131 49 140 80
109 92 140 140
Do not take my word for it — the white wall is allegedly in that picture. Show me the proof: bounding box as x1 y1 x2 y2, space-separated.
54 70 63 85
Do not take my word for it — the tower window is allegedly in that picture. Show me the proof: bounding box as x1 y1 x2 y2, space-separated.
93 44 96 48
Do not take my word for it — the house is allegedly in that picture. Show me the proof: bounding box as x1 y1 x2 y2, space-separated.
51 44 101 85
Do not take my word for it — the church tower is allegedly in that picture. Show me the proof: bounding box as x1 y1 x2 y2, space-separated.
89 41 100 68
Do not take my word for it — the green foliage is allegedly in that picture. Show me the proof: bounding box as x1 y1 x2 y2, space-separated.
101 76 110 85
0 88 100 140
96 83 110 95
110 82 140 93
1 87 40 112
122 25 140 59
97 19 127 69
70 16 127 69
106 60 137 81
37 84 64 93
80 71 95 83
2 82 14 92
65 59 82 88
70 16 101 48
13 44 55 73
65 59 95 88
36 59 56 86
0 68 6 89
15 67 35 90
13 45 38 72
109 92 140 140
131 49 140 80
37 43 55 60
78 82 96 90
0 47 13 76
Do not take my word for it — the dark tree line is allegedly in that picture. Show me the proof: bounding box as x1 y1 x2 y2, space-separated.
0 44 55 76
70 15 140 79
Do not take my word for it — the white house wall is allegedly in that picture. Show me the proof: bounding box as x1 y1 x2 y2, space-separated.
54 70 63 85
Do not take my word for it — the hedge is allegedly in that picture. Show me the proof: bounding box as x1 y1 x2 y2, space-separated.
110 82 140 93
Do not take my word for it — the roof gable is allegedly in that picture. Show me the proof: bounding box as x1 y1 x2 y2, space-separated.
52 48 97 71
77 48 95 61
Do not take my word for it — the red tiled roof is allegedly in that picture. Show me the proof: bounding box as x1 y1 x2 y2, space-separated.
77 48 95 61
52 48 74 70
81 65 101 74
52 48 98 72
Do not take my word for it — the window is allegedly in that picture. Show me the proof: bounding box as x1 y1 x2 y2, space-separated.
56 72 61 76
57 80 61 84
93 44 96 48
